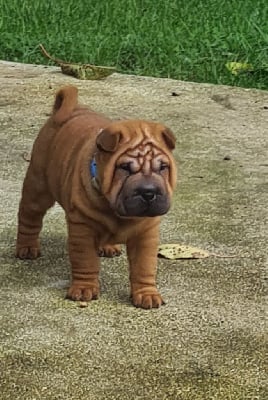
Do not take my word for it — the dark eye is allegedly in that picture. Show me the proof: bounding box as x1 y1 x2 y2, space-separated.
118 162 132 173
160 162 169 171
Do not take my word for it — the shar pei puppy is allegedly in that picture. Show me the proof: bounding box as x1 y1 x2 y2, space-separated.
16 85 177 309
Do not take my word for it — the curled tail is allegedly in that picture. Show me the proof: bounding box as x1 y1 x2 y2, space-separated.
53 85 78 125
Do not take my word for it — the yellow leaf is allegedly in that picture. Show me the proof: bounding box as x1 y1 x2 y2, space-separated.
225 62 253 75
158 244 210 259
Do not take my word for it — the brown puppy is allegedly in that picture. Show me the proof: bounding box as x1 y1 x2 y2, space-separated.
16 86 177 309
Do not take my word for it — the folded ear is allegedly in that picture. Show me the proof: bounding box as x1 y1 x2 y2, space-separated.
96 128 121 152
162 127 176 150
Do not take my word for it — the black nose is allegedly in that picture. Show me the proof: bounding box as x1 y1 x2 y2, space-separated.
136 185 160 202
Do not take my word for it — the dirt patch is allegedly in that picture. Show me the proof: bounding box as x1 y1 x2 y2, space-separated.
0 61 267 400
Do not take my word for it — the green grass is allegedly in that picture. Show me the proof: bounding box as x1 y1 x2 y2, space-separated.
0 0 267 89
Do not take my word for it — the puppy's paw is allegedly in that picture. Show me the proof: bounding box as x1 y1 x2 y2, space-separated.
66 284 100 302
16 246 41 260
131 290 165 309
98 244 121 258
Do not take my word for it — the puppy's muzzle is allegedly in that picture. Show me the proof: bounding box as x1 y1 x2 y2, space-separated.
134 183 161 203
116 181 170 217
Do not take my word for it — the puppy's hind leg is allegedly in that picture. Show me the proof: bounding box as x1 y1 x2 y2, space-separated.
16 167 55 259
98 244 121 258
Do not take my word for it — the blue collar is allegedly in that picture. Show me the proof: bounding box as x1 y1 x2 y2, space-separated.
90 158 100 191
90 158 97 178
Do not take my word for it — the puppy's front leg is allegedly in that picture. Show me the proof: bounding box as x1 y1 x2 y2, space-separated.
127 223 164 309
66 219 100 302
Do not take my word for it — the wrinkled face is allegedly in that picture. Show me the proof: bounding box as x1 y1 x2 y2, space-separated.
95 120 177 218
112 142 171 216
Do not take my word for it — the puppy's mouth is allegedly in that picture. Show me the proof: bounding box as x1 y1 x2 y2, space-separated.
115 183 170 217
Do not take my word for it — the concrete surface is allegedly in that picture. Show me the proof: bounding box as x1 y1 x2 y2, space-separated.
0 61 267 399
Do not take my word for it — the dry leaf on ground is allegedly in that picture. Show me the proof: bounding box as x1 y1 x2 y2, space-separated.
39 44 116 80
158 244 210 259
158 244 237 260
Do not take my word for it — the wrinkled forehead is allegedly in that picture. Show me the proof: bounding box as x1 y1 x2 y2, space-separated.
102 120 174 171
118 134 168 157
125 140 162 158
116 139 170 173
